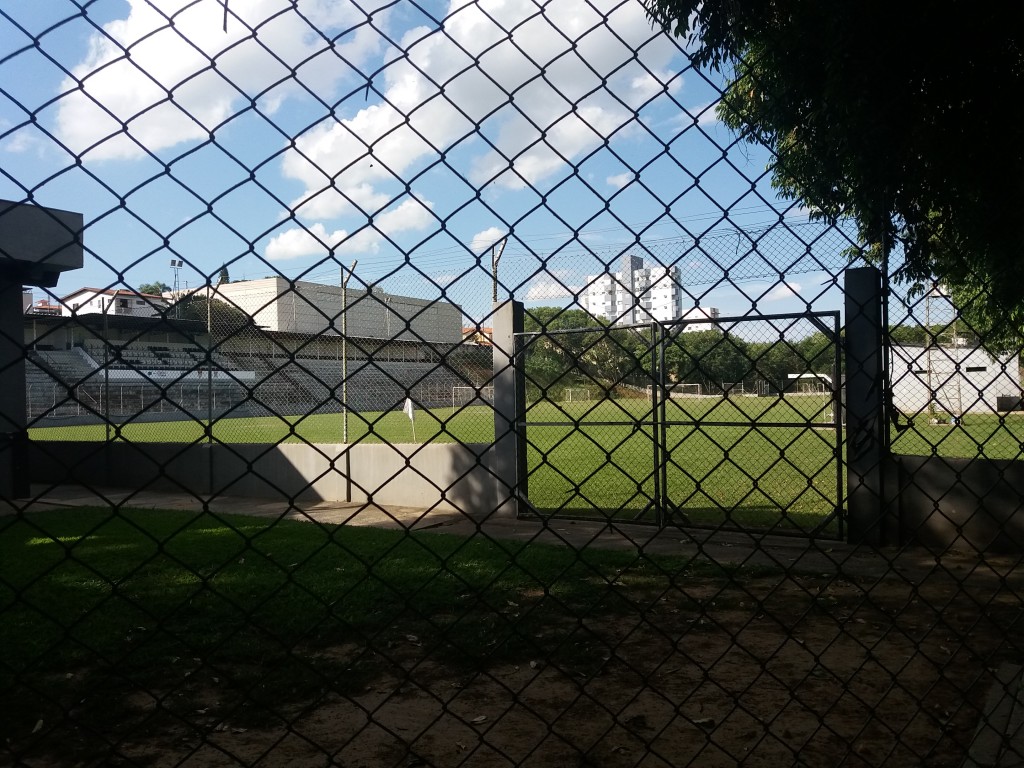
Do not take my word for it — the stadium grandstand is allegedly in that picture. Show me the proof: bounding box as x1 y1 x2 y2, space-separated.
23 280 491 429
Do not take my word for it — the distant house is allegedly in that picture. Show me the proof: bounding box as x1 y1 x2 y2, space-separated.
583 254 681 324
462 326 493 346
27 298 62 316
60 287 169 318
678 306 722 333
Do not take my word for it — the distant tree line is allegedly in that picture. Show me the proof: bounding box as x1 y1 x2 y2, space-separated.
522 307 838 397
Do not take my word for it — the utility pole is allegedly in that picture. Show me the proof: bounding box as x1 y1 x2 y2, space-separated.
491 237 507 303
341 260 357 445
341 260 357 503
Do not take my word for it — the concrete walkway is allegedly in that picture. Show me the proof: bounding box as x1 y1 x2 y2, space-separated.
4 483 1022 587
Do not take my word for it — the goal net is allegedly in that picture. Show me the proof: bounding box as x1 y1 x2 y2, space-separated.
451 385 494 410
668 383 701 398
563 387 594 403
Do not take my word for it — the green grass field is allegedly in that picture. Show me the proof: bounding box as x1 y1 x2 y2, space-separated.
0 507 709 736
27 394 1024 535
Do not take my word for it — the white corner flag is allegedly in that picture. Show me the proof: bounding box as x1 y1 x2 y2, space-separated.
403 397 416 441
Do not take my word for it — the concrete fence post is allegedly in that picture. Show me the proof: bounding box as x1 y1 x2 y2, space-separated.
844 266 895 545
0 282 28 499
491 300 525 518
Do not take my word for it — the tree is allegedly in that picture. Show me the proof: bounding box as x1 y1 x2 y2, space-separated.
645 1 1024 345
217 264 230 286
665 330 752 391
139 281 170 295
173 293 251 337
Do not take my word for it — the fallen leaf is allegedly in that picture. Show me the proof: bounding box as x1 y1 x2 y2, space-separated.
31 720 43 734
470 715 487 725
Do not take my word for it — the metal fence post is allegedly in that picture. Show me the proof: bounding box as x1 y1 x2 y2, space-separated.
0 281 28 499
491 299 525 518
844 266 895 545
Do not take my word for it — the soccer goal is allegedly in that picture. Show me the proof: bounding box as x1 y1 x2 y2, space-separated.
451 385 494 409
563 387 594 403
668 382 701 398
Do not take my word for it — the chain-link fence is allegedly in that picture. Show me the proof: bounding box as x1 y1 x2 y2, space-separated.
3 1 1023 766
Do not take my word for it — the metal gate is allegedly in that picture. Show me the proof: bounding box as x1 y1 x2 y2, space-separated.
515 311 844 538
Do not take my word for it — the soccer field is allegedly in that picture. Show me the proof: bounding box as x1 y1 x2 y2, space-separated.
27 395 1024 534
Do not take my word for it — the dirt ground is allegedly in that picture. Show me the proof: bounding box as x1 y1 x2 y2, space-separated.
5 561 1021 768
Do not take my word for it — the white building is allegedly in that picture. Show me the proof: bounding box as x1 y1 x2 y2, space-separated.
679 306 722 332
890 344 1022 416
60 287 169 318
195 277 463 343
582 255 718 329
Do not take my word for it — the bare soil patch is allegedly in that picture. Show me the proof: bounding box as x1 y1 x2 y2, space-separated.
4 565 1019 768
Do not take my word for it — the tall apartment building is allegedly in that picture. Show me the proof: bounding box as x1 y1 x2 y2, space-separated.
582 255 719 329
582 255 680 324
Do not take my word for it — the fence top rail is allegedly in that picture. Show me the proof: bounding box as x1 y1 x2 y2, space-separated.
514 310 840 339
661 309 841 328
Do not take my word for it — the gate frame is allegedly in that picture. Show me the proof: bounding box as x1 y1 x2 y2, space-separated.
508 307 846 539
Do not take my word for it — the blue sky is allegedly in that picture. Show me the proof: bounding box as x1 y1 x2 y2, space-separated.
0 0 849 322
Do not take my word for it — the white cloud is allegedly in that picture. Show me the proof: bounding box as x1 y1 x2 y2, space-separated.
264 222 348 261
764 282 803 302
470 227 506 254
525 277 576 301
374 198 434 236
54 0 390 160
57 0 688 243
606 172 633 189
283 0 684 215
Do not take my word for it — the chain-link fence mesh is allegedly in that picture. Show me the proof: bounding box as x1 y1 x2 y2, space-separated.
3 1 1023 766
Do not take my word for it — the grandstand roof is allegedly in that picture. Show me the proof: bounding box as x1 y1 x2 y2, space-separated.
25 311 207 335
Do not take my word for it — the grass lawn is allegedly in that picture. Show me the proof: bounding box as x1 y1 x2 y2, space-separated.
0 507 701 735
1 507 1010 767
523 395 841 534
890 411 1024 460
26 396 1023 535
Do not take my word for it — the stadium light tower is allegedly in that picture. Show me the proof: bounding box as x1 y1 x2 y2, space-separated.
169 258 183 318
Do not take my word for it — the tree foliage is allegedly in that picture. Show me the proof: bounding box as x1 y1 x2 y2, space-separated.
139 281 170 295
523 308 837 395
645 0 1024 344
172 294 251 337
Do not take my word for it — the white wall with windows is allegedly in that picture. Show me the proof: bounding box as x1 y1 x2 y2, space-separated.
204 278 463 343
891 344 1022 416
59 288 168 318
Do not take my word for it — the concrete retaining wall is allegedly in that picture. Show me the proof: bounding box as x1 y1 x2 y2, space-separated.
895 454 1024 553
28 440 501 516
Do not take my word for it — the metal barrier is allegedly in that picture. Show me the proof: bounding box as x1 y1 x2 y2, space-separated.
2 2 1022 767
515 312 844 537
